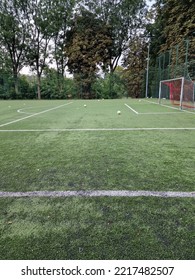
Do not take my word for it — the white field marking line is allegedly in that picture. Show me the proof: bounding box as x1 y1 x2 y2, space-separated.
17 105 57 115
0 102 73 128
144 99 182 111
124 102 180 115
1 127 195 132
0 190 194 198
124 103 139 114
144 99 195 115
139 111 182 115
17 107 34 115
139 112 182 115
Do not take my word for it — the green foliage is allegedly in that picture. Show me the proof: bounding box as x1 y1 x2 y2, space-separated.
148 0 195 59
0 71 36 99
51 0 76 78
0 0 149 99
92 71 127 99
0 0 29 95
65 9 112 98
19 75 36 99
1 0 194 100
0 70 13 99
160 0 195 50
123 36 148 98
25 0 55 99
82 0 147 72
144 0 195 97
41 68 77 99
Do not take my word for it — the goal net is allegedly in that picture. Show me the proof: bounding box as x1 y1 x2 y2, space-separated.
159 77 195 110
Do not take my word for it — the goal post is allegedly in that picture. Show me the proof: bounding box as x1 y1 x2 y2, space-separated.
159 77 195 110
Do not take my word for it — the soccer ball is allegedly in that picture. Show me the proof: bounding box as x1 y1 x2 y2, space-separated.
84 104 87 107
117 110 121 115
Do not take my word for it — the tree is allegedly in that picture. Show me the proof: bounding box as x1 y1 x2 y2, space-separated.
65 9 112 98
92 71 127 99
148 0 195 55
41 67 77 99
26 0 56 99
123 36 148 97
80 0 147 98
0 0 29 97
51 0 76 78
159 0 195 49
82 0 147 73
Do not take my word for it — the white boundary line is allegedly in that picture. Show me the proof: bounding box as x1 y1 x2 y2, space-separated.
145 99 182 111
144 99 195 114
0 102 73 128
17 108 34 115
0 127 195 132
0 190 194 198
139 112 182 115
125 103 139 114
125 102 184 115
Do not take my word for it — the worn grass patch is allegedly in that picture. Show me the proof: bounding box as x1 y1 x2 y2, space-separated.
0 197 194 260
0 130 194 191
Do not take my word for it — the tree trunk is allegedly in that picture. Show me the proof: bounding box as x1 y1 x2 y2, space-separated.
57 73 64 97
13 69 19 97
37 74 41 99
14 75 19 97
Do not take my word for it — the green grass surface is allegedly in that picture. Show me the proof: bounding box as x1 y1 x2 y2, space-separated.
0 197 194 260
0 99 195 259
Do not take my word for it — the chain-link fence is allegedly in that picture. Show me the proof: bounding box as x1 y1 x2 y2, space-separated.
147 39 195 99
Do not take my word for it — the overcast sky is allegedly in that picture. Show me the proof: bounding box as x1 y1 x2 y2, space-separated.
147 0 155 7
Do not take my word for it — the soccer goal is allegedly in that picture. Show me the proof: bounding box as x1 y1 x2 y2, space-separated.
159 77 195 110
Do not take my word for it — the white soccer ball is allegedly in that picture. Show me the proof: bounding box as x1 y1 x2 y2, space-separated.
117 110 121 115
84 104 87 107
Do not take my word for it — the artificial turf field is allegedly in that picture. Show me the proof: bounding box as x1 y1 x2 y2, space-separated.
0 98 194 259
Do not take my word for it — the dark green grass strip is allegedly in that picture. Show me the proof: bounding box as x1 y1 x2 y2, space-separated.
0 197 194 260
